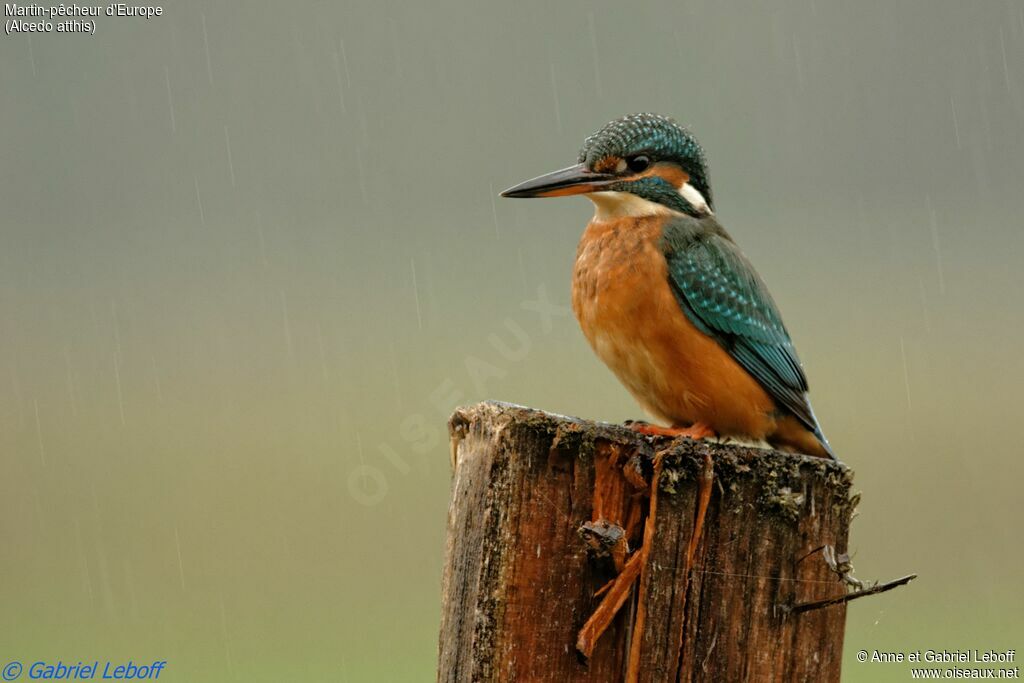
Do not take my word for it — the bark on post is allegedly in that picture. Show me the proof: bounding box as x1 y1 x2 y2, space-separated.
438 401 857 683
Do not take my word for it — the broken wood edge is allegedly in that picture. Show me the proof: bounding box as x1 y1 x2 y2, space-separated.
624 451 669 682
449 401 649 471
576 549 644 658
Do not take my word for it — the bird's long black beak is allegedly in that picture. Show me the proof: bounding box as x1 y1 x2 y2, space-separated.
500 163 616 198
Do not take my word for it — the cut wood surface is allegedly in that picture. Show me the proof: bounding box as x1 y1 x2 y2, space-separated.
438 401 857 683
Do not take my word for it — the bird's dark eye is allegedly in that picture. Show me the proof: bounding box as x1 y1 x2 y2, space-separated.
626 155 650 173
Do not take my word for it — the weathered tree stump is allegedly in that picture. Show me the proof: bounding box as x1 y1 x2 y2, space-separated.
438 402 857 682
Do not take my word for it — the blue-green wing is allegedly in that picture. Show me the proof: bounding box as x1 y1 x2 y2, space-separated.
662 220 826 444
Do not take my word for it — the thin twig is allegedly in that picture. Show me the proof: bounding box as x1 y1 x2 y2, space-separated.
788 574 917 614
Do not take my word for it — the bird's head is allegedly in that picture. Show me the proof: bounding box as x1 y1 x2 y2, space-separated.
501 113 713 219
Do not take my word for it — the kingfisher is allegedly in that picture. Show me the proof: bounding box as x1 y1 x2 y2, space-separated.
501 113 835 459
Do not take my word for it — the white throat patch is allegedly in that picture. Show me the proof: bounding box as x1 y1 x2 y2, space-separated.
587 182 712 220
586 191 673 219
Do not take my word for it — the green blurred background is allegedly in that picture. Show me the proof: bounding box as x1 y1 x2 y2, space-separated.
2 1 1022 680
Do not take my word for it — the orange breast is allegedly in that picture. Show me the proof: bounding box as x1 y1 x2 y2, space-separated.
571 216 778 440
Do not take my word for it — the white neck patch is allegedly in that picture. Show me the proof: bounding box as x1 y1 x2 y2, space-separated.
680 182 711 215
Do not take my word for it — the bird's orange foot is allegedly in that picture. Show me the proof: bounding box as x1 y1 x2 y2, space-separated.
627 421 716 440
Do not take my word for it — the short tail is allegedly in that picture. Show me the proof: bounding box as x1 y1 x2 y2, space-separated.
807 403 837 461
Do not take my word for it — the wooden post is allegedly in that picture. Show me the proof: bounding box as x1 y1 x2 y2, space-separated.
438 402 857 682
